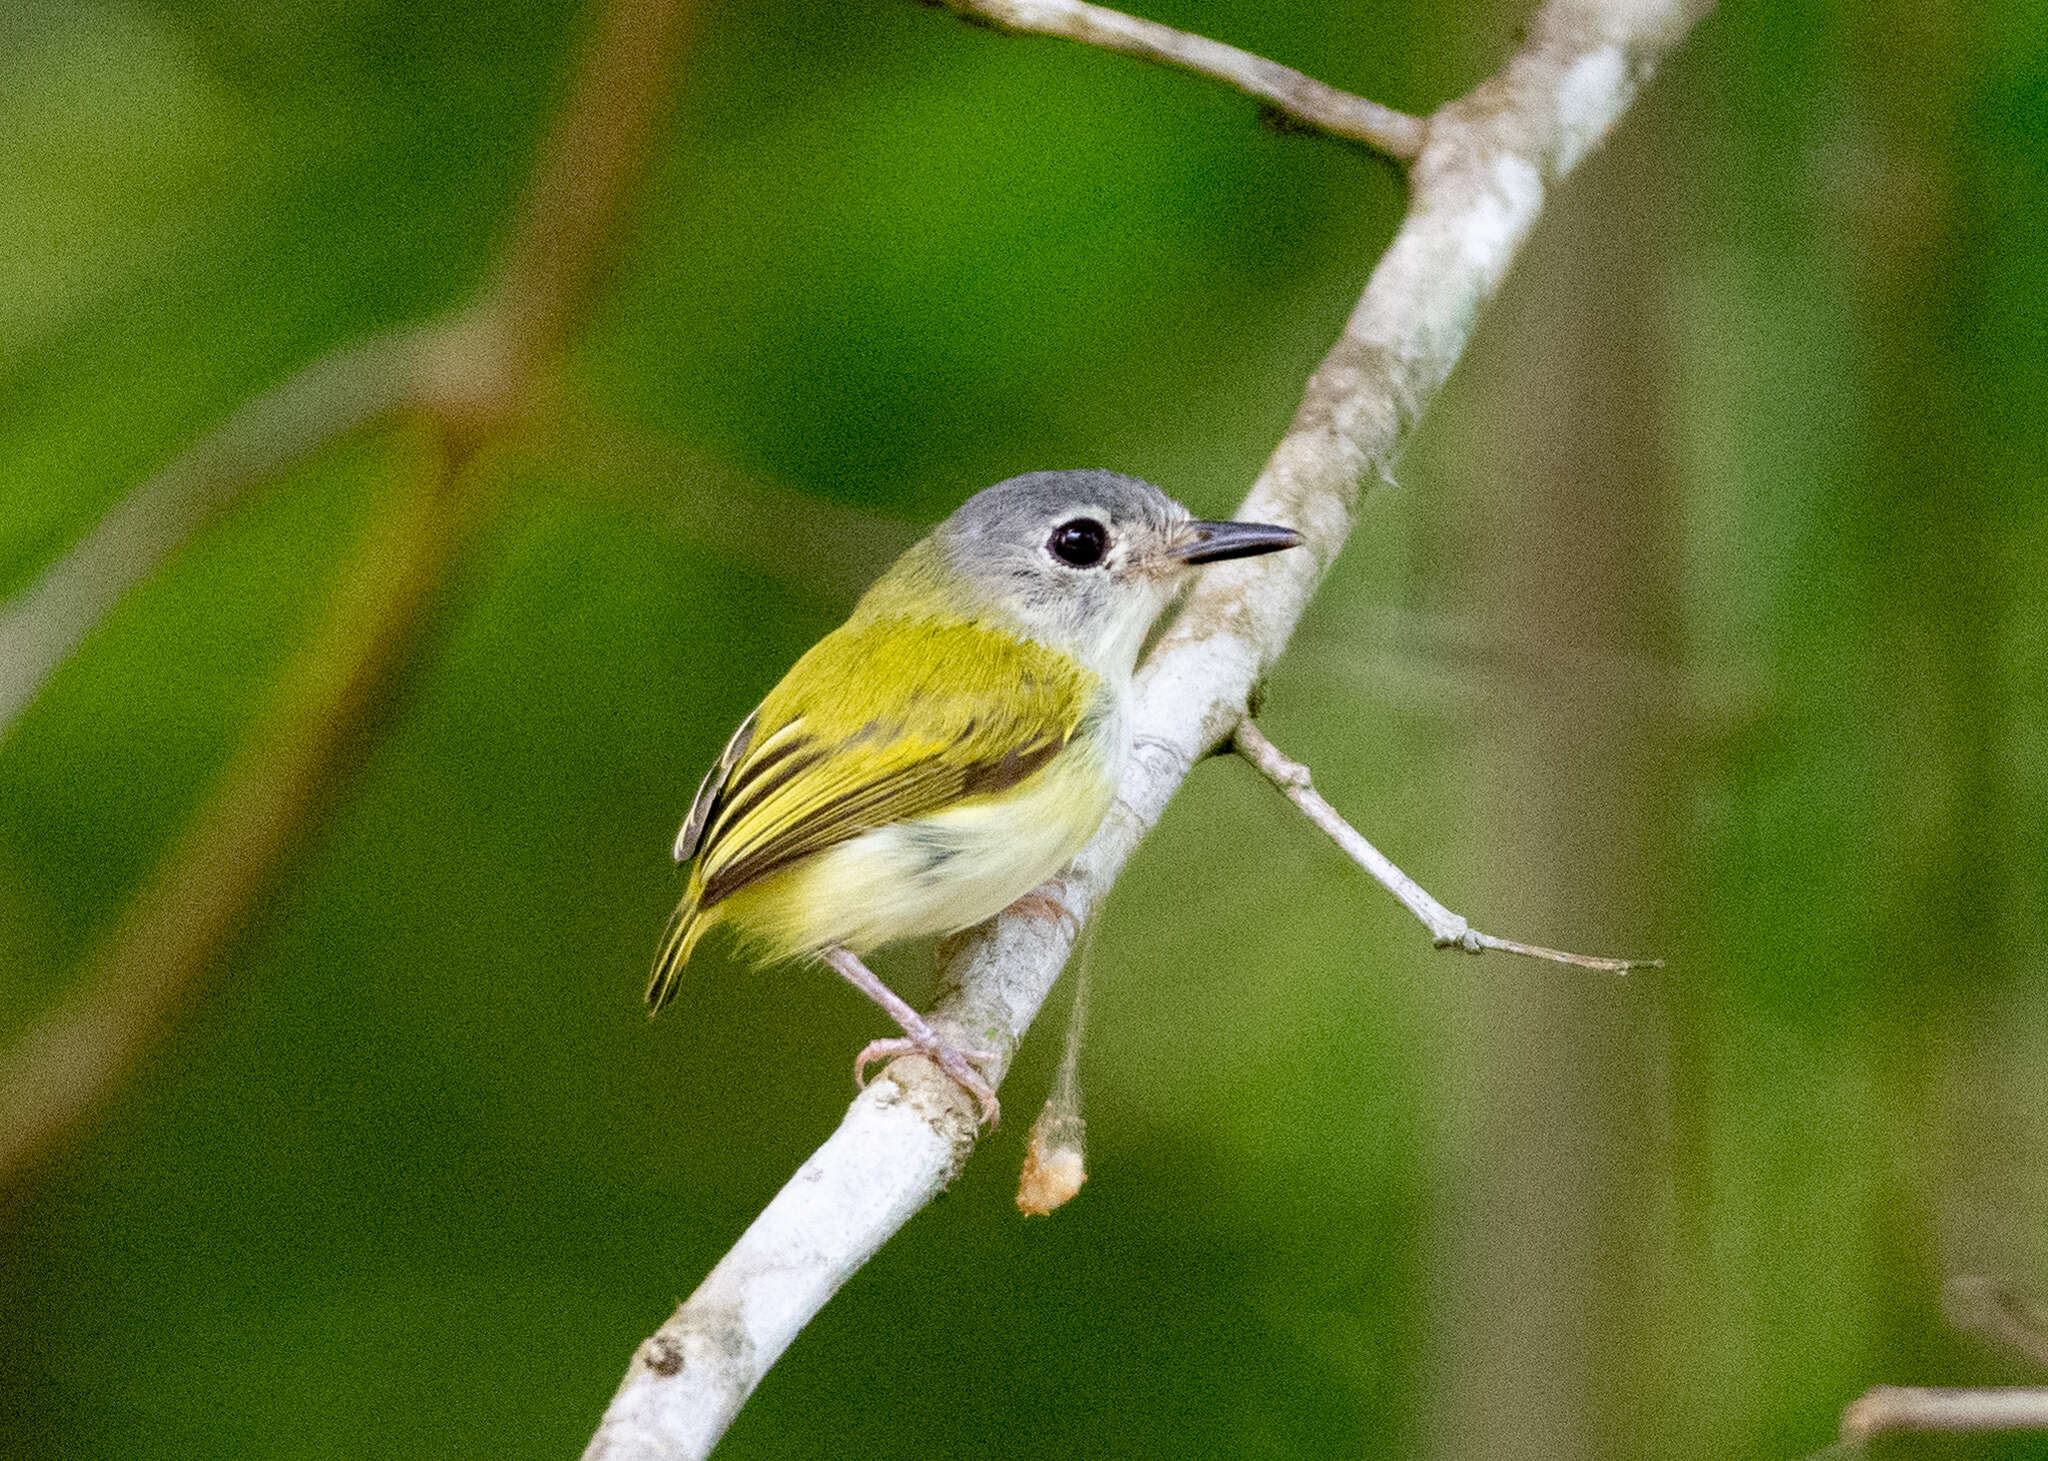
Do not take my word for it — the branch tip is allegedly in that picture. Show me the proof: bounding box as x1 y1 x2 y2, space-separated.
931 0 1425 161
1235 720 1658 976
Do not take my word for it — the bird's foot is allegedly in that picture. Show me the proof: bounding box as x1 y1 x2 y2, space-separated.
855 1035 1002 1129
821 946 1003 1128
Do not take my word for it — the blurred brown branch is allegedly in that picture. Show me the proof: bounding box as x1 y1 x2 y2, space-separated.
0 336 421 748
0 456 467 1179
0 0 698 1185
419 0 696 434
1232 719 1660 971
930 0 1427 160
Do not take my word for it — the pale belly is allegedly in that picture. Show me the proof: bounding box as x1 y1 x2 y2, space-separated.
719 712 1123 959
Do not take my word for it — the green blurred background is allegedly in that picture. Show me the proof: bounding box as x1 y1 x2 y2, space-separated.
3 0 2046 1457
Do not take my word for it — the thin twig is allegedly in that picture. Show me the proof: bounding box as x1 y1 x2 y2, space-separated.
0 0 698 1187
1841 1386 2048 1443
930 0 1427 160
582 0 1710 1453
1232 719 1659 972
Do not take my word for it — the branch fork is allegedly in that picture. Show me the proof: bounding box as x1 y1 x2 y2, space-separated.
0 0 1704 1440
0 0 700 1181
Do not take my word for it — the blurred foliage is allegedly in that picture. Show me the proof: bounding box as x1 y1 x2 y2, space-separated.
3 1 2047 1459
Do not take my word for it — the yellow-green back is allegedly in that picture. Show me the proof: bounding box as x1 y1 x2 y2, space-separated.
646 546 1103 1004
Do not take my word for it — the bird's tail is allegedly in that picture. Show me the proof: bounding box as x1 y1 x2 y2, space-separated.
646 895 712 1014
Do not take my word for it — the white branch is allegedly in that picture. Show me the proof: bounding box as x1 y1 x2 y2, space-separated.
1841 1387 2048 1443
583 0 1712 1454
933 0 1428 159
1233 720 1658 971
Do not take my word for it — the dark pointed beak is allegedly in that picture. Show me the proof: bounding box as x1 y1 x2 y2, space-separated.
1173 519 1304 564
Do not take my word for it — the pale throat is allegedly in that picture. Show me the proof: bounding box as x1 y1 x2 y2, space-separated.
1024 579 1175 682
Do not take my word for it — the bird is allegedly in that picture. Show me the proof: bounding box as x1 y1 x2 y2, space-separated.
650 469 1302 1125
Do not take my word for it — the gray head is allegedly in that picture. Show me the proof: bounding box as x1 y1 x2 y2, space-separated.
921 470 1301 678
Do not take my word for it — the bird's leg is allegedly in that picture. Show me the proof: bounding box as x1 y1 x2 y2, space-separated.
821 946 1001 1128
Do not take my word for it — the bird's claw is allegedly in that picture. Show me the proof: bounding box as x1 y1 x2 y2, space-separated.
855 1036 1002 1128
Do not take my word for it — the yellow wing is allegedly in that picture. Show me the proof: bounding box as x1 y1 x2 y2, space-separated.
648 616 1097 1009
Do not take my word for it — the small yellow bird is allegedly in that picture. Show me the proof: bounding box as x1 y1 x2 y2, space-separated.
651 470 1301 1123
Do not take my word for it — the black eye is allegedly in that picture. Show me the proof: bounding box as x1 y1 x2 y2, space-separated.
1048 518 1108 567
